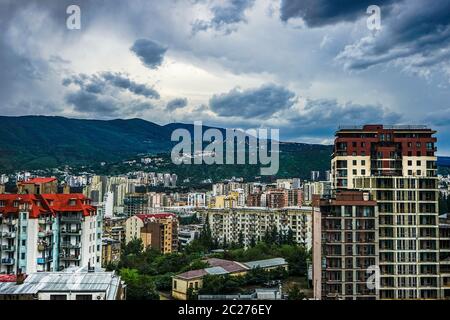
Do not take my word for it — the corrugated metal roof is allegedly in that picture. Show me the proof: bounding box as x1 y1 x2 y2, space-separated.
0 268 120 299
204 266 228 275
243 258 287 269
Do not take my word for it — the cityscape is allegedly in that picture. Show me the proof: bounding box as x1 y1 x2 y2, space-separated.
1 0 450 310
1 124 450 301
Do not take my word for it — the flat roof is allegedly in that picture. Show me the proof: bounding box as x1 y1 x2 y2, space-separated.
243 258 287 269
0 268 121 299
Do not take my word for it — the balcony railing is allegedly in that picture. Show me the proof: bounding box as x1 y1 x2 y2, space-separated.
60 229 81 235
60 242 81 249
59 254 81 261
37 257 53 264
61 216 83 223
1 245 15 252
1 258 15 265
4 232 16 238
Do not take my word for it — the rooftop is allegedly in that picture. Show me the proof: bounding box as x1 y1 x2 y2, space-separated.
0 267 122 300
243 258 288 269
20 177 57 184
337 124 431 131
205 258 248 273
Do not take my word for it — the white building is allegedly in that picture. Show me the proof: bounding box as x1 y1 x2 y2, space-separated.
0 193 100 274
0 266 125 300
199 207 313 250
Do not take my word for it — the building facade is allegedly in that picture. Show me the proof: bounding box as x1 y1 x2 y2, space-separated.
125 213 179 254
199 207 313 249
313 190 379 300
323 124 440 299
0 193 100 274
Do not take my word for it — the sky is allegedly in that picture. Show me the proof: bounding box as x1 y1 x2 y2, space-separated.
1 0 450 153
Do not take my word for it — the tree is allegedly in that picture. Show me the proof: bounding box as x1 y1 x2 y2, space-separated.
122 238 144 256
238 231 245 248
287 284 306 300
120 268 159 300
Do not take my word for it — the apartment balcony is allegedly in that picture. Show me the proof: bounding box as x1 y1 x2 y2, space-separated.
37 257 53 264
4 220 16 226
60 229 81 235
59 254 81 261
61 216 83 223
60 242 81 249
38 218 53 225
38 230 53 238
1 245 15 252
3 232 16 238
1 258 14 265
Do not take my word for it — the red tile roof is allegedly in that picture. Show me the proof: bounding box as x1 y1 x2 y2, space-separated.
0 193 96 218
20 177 57 184
175 269 208 280
0 274 27 282
205 258 248 273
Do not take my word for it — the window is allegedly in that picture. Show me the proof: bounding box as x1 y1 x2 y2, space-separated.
21 240 26 246
22 213 27 220
361 160 365 166
408 142 412 148
361 142 365 148
361 169 366 175
194 282 199 290
417 170 421 176
173 280 177 289
416 142 421 148
75 295 92 300
417 160 421 166
21 253 25 260
50 295 67 300
408 170 413 176
408 160 412 166
353 160 357 166
353 169 357 175
0 201 5 207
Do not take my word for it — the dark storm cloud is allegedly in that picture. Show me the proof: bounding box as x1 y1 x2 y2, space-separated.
64 89 154 117
130 39 167 69
63 72 160 99
101 72 160 98
166 98 188 111
65 90 119 115
336 0 450 72
209 84 297 118
192 0 255 34
280 0 396 26
279 98 402 140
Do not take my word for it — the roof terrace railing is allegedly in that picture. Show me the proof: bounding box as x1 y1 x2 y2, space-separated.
338 125 430 130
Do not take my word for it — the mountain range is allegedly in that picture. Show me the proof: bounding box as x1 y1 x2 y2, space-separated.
0 116 332 180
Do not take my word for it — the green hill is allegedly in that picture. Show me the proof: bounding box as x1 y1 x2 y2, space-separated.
0 116 333 179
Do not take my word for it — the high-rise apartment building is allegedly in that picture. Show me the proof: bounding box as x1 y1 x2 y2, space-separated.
0 193 100 274
323 124 439 299
313 190 379 300
125 213 179 254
